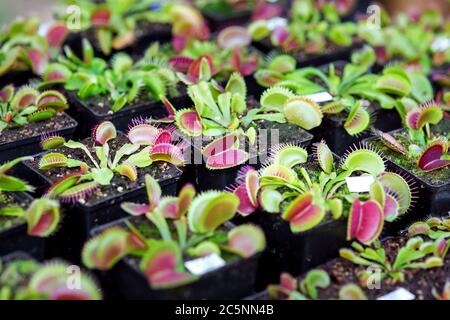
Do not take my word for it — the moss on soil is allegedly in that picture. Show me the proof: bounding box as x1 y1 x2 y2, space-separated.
370 121 450 187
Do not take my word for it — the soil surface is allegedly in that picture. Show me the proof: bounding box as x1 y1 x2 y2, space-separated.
26 133 183 207
0 113 77 146
69 84 186 117
0 193 30 232
259 38 356 62
193 96 312 161
369 120 450 187
257 236 449 300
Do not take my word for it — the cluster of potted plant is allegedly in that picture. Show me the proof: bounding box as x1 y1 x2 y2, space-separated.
0 0 448 301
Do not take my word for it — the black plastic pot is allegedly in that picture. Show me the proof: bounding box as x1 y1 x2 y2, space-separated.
0 71 35 88
0 192 45 260
202 8 252 32
64 22 172 59
0 113 78 163
249 213 348 290
310 104 402 155
363 129 450 226
91 218 262 300
253 40 362 67
21 151 183 262
65 90 187 139
192 123 313 191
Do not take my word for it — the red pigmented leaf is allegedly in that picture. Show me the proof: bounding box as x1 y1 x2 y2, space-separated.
46 22 69 48
169 56 195 73
205 148 249 169
91 7 111 26
347 199 384 244
417 140 450 172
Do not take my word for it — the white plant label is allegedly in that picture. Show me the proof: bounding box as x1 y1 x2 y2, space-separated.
377 288 415 300
267 17 288 31
345 176 375 193
431 37 450 52
304 92 334 104
185 253 226 276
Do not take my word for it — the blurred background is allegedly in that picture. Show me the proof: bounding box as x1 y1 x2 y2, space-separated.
0 0 449 25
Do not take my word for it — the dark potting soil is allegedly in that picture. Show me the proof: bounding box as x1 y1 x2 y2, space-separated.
194 96 312 160
258 236 449 300
0 113 77 146
259 37 354 61
369 120 450 187
26 133 183 207
73 84 185 117
135 21 172 39
0 193 30 232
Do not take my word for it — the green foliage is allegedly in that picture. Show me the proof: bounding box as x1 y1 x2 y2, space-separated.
56 0 171 55
340 237 445 284
267 269 330 300
0 86 67 133
0 17 48 76
55 39 178 112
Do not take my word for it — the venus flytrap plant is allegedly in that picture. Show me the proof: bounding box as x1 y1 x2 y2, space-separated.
358 10 448 73
248 0 357 55
0 258 101 300
169 26 260 82
0 156 34 193
56 0 172 56
256 46 403 114
267 269 330 300
338 283 368 300
339 237 444 285
229 141 413 243
408 216 450 240
49 39 178 112
39 121 184 203
82 175 266 289
0 17 48 77
0 85 68 133
371 100 449 173
0 157 61 238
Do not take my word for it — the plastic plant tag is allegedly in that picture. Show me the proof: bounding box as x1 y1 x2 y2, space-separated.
304 92 333 104
377 288 415 300
185 253 226 276
431 37 450 52
267 17 288 30
345 176 375 193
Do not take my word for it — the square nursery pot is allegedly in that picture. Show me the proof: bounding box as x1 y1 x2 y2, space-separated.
310 103 402 156
248 212 348 290
191 121 313 192
0 192 45 260
65 90 187 139
21 133 183 262
0 71 35 88
363 122 450 226
246 235 450 300
0 113 77 163
202 8 252 32
91 217 262 300
63 21 172 60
